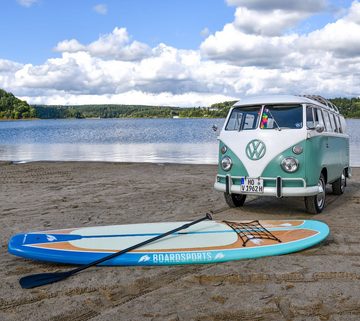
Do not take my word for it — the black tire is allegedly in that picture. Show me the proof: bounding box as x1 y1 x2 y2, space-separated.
304 173 326 214
332 170 346 195
224 193 246 208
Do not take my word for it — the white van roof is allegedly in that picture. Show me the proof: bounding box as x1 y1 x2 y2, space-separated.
233 95 340 113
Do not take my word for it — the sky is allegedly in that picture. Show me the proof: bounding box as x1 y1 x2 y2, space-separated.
0 0 358 106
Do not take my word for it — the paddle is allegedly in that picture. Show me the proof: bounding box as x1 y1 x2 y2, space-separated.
19 213 213 289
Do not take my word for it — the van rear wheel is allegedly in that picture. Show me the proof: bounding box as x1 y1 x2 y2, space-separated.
224 193 246 208
304 174 326 214
332 170 346 195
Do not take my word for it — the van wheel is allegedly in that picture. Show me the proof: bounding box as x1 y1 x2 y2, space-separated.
224 193 246 208
304 174 326 214
332 170 346 195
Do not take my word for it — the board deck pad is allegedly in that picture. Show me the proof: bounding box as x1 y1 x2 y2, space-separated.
8 220 329 266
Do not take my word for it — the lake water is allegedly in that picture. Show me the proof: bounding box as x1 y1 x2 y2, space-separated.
0 118 359 166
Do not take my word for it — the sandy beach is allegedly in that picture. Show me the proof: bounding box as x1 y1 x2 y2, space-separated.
0 161 359 321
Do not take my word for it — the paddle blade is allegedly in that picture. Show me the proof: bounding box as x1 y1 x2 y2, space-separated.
19 271 73 289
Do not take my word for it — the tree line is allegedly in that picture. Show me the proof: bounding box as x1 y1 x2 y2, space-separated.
0 88 36 119
0 88 359 119
30 99 360 119
32 100 239 119
329 98 360 118
34 104 183 119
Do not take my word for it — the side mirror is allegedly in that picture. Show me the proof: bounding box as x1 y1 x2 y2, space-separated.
212 124 218 132
315 124 325 133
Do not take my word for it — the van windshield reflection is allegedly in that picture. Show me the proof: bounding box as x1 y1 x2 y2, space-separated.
260 105 303 129
225 106 261 131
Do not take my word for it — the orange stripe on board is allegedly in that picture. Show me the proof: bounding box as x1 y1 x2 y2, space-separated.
33 228 78 234
30 229 317 253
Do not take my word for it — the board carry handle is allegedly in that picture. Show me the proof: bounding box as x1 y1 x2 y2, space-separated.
19 213 213 289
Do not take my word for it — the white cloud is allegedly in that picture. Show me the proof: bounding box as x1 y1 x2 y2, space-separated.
200 23 297 66
54 27 151 61
201 1 360 67
0 59 23 72
2 1 360 105
226 0 327 12
17 0 38 7
54 39 85 53
200 0 331 65
93 4 108 15
299 1 360 58
233 7 309 36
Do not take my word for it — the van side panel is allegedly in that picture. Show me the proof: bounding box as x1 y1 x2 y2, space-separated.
304 135 349 185
304 136 325 186
324 135 349 183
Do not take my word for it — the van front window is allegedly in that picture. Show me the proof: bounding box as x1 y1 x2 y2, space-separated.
260 105 303 129
225 106 261 131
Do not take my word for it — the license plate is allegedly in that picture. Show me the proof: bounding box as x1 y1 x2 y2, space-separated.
240 178 264 193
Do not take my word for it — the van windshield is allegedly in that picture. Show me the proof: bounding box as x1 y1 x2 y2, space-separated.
225 106 261 131
260 105 303 129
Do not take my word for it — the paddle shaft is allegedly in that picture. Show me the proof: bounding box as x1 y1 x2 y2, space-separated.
20 213 212 288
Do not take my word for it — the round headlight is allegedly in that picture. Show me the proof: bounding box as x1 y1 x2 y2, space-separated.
221 156 232 171
221 145 228 154
281 157 299 173
292 145 303 155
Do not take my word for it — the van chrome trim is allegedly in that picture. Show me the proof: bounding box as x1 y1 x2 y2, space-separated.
217 174 306 186
214 182 321 197
225 175 232 194
215 175 317 197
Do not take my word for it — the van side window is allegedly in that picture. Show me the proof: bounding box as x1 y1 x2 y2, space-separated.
329 113 336 132
316 109 325 128
225 106 261 131
306 106 322 129
340 116 347 133
313 108 320 126
334 115 342 133
306 107 315 128
322 111 333 132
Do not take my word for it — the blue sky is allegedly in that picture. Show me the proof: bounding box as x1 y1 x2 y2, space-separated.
1 0 235 64
0 0 359 105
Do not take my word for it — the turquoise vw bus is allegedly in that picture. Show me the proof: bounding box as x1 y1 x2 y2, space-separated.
214 95 350 214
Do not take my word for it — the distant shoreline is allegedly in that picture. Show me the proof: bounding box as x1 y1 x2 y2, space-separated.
0 116 226 121
1 116 359 120
1 160 359 168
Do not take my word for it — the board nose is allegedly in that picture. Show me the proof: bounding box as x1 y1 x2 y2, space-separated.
8 233 82 247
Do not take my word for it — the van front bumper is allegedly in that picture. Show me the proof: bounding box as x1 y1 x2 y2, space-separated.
214 175 321 197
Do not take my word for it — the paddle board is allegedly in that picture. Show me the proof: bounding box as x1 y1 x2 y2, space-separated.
8 219 329 266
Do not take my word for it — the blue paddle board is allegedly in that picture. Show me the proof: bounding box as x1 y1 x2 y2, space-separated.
8 219 329 266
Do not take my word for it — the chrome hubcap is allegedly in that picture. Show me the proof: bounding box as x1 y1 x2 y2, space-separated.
341 173 346 192
317 179 325 208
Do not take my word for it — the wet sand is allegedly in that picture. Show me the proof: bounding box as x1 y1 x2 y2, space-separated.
0 162 359 321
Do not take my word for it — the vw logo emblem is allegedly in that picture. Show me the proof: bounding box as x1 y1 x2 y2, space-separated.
246 140 266 160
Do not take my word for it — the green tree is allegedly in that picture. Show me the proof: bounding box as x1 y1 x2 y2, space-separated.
0 88 35 119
